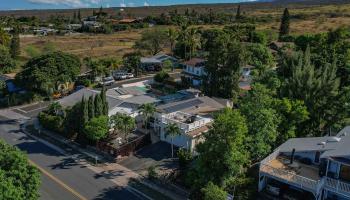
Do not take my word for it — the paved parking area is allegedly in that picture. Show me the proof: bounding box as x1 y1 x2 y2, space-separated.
12 101 51 118
118 142 179 176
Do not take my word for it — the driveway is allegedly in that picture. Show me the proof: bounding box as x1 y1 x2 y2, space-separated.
118 142 179 176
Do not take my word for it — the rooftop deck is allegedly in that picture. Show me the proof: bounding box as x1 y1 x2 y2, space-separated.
266 156 320 181
260 156 322 193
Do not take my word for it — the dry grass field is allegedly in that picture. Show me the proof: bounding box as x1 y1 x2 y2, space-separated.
20 30 142 60
15 2 350 61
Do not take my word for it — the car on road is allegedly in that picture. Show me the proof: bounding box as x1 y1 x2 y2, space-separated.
113 72 127 80
100 76 115 86
126 73 134 79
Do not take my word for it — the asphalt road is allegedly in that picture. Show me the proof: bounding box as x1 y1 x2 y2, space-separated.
0 116 146 200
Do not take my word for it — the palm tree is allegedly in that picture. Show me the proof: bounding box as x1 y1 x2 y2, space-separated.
111 113 135 142
165 123 181 158
139 103 156 130
178 23 189 59
187 28 201 60
167 27 178 55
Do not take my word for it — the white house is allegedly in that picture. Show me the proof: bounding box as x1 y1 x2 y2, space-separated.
181 58 206 87
152 96 227 152
259 126 350 200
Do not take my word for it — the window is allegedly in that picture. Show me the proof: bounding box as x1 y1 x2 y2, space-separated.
340 165 350 182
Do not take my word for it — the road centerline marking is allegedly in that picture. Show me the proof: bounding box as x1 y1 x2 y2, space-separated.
29 160 88 200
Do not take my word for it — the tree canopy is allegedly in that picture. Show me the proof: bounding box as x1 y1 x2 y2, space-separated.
0 45 16 74
16 51 81 95
84 115 109 141
0 139 41 200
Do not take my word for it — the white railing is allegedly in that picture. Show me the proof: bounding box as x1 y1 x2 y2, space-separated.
325 177 350 195
260 163 321 192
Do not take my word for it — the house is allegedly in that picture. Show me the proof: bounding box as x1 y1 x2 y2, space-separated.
58 87 159 117
152 96 228 152
258 127 350 200
140 54 178 71
181 58 206 87
140 57 162 71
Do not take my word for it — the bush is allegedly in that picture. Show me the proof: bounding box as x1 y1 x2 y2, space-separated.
201 182 227 200
38 112 64 133
177 148 193 169
154 71 170 83
147 165 157 180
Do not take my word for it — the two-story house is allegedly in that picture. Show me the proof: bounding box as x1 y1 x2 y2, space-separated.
258 126 350 200
181 58 206 87
152 96 227 152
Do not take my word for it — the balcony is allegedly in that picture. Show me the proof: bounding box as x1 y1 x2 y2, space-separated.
325 177 350 197
260 155 323 194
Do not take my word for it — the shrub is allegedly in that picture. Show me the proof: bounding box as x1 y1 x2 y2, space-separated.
154 71 170 83
177 148 193 169
147 165 158 180
38 112 64 133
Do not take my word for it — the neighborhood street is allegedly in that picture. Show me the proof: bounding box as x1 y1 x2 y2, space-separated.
0 116 146 200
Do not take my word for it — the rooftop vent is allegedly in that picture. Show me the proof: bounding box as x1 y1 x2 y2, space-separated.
327 137 341 142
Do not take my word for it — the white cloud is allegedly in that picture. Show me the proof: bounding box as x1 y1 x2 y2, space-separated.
143 1 149 6
27 0 91 8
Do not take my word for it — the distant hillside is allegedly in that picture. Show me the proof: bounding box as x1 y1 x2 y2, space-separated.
0 0 349 19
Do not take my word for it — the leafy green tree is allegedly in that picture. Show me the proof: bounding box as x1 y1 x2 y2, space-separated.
165 123 181 158
201 182 227 200
94 94 103 117
0 139 41 200
88 95 95 119
188 108 249 191
10 31 20 59
139 103 156 130
84 116 109 141
282 46 341 136
154 70 170 83
15 51 81 95
0 27 10 46
203 32 247 99
246 43 275 75
123 52 141 77
110 113 135 142
279 8 290 41
0 45 16 73
134 28 168 55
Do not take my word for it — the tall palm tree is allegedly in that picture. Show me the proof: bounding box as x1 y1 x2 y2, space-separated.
139 103 156 130
167 27 178 55
178 23 189 59
165 123 181 158
187 28 201 60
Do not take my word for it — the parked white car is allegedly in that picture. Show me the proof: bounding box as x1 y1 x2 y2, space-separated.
100 76 114 86
113 72 127 80
126 73 134 79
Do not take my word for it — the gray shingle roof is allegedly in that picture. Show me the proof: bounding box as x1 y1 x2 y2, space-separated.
277 126 350 159
58 88 123 110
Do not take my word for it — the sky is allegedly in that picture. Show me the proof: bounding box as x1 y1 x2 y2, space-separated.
0 0 256 10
